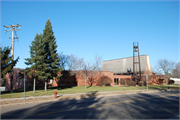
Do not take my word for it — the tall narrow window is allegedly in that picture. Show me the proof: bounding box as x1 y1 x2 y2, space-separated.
114 78 119 85
16 77 18 85
48 79 53 84
20 79 22 86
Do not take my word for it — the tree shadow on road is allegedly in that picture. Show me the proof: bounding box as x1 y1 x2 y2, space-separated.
1 91 106 119
1 90 179 119
106 90 179 119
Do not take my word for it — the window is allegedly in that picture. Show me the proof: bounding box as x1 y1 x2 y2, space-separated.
114 78 119 85
48 79 53 84
16 78 18 85
20 80 22 86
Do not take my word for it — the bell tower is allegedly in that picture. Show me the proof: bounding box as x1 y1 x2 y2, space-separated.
133 42 141 84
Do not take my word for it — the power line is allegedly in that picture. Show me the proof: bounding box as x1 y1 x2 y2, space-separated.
1 15 17 25
14 31 19 41
0 23 5 27
17 40 24 58
0 19 11 25
1 42 12 46
14 31 23 58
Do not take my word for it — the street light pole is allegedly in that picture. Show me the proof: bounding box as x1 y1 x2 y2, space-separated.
146 75 148 91
24 73 26 101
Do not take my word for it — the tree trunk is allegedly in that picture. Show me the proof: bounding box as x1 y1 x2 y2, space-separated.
45 80 47 91
33 78 36 93
85 78 87 89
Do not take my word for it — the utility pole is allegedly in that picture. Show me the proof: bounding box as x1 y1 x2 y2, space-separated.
4 24 21 60
4 24 21 93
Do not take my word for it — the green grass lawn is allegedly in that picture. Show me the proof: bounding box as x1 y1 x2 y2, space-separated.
1 85 179 99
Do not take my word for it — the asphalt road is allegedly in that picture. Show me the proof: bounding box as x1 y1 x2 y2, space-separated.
1 90 179 119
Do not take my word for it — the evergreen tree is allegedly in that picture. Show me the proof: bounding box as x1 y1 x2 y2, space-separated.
1 46 19 86
43 19 62 91
24 33 50 93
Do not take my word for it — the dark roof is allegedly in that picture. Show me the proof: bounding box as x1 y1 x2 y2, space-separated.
101 55 152 74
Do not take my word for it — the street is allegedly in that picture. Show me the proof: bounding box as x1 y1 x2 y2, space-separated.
1 90 179 119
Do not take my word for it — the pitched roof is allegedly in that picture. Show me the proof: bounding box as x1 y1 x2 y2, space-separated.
101 55 152 74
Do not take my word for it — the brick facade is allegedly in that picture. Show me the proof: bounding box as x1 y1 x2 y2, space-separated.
51 71 166 87
4 70 166 91
5 70 29 91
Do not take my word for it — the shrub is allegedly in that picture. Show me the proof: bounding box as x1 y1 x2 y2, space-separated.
148 81 153 85
126 79 131 86
121 79 126 86
130 81 136 86
138 81 146 86
98 76 112 86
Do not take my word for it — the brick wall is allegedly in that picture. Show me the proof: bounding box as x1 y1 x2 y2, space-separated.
5 71 30 91
5 70 166 91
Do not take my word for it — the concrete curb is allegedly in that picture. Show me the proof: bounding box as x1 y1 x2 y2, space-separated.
1 89 177 102
1 89 147 101
0 99 59 107
1 89 178 107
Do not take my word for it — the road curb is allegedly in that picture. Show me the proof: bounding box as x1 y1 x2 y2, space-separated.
0 89 178 107
1 89 177 101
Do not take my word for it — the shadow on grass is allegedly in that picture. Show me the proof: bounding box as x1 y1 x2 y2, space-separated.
148 85 179 91
87 85 93 89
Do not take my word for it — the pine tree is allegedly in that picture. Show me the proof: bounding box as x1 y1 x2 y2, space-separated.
24 33 50 93
1 46 19 86
34 33 51 88
42 19 62 91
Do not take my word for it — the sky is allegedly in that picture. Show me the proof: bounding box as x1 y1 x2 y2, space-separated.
0 0 179 70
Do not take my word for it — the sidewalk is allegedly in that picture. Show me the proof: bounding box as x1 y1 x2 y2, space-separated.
0 89 178 107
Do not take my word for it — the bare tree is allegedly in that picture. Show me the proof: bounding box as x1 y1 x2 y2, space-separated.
172 61 180 78
67 54 85 71
68 54 102 89
153 59 175 85
58 52 70 70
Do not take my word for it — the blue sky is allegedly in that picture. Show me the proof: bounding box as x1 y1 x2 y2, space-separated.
0 0 179 70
